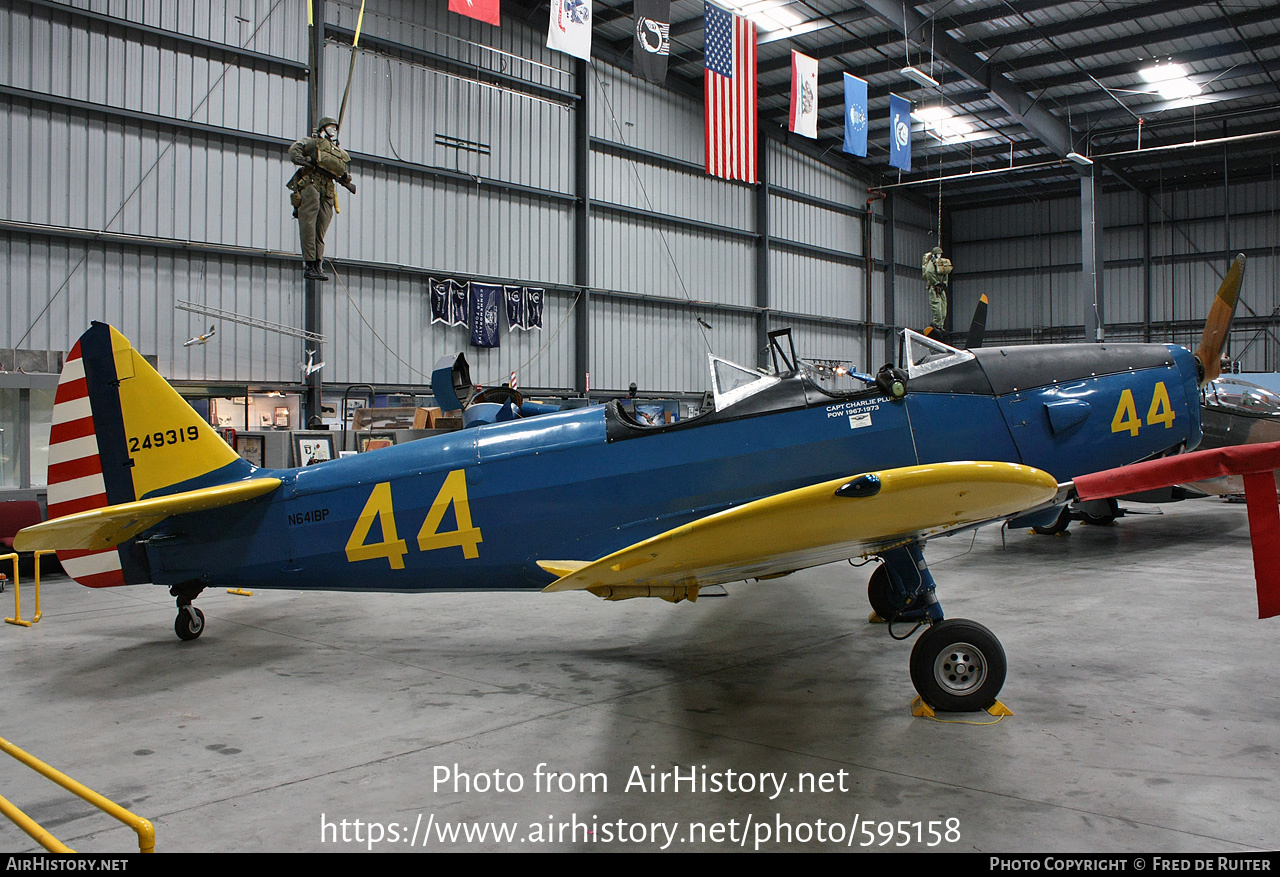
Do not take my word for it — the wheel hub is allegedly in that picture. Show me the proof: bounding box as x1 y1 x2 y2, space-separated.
933 642 986 694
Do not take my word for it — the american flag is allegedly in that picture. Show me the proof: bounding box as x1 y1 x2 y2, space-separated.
704 3 757 183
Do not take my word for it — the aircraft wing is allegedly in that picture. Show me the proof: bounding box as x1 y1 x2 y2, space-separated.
539 461 1059 600
13 478 282 552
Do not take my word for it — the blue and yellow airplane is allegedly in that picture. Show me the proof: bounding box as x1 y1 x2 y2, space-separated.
15 256 1247 712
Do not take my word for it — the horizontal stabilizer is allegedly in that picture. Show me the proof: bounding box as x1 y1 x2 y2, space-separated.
542 461 1058 596
14 478 282 552
536 560 591 578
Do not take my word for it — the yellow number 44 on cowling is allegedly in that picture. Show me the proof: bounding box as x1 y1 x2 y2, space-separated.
1111 382 1175 437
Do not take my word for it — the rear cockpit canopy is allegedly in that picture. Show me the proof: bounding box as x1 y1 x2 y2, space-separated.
709 355 781 412
901 329 976 379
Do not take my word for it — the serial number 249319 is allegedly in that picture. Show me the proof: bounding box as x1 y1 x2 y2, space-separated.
129 426 200 452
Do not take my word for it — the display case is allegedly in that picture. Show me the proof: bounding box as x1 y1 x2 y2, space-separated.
0 373 58 492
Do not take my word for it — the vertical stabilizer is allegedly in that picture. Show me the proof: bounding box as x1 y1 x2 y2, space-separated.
47 323 248 586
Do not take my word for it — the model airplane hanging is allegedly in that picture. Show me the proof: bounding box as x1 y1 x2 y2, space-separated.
16 256 1257 712
182 325 216 347
299 349 325 380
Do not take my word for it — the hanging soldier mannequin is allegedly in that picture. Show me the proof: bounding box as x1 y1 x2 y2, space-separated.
922 246 953 333
288 116 356 281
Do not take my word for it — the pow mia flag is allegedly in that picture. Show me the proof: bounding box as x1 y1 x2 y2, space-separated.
633 0 671 84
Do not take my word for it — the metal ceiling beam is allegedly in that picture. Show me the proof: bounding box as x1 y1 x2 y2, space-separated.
991 3 1278 74
850 0 1076 157
1013 36 1280 92
1070 84 1280 126
970 0 1210 52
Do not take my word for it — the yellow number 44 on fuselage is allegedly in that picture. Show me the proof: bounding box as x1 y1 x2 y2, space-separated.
1111 382 1176 437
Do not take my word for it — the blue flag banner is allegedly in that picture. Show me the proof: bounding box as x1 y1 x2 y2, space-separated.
504 286 525 331
523 287 545 330
889 93 912 171
843 73 868 157
470 283 502 348
449 280 470 327
429 278 449 325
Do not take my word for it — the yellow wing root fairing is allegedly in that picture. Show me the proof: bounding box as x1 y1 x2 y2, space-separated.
541 461 1058 596
14 479 282 552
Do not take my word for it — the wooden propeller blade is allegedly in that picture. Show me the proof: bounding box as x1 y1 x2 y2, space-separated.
1194 253 1246 387
966 294 989 350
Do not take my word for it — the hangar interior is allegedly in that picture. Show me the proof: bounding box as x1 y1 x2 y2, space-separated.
1 0 1279 854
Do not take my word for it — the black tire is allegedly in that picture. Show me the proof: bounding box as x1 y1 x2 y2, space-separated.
1080 498 1119 526
867 564 894 619
175 607 205 641
910 619 1006 712
1032 507 1071 536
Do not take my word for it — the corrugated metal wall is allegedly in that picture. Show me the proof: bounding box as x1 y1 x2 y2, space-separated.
3 0 912 397
951 177 1280 371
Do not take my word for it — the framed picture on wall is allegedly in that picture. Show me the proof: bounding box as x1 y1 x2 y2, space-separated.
293 434 336 467
358 432 397 453
237 434 265 468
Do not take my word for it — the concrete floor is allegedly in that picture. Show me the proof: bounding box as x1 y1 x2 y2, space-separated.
1 497 1276 853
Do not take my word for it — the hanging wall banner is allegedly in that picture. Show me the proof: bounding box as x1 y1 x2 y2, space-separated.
523 287 545 330
843 73 868 157
449 280 470 327
889 93 912 171
633 0 671 83
547 0 592 60
429 278 450 325
470 283 502 348
504 286 525 331
788 51 818 139
448 0 500 26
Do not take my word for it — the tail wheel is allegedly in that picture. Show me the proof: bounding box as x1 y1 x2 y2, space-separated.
1080 498 1119 526
175 606 205 641
910 619 1006 712
1032 507 1071 535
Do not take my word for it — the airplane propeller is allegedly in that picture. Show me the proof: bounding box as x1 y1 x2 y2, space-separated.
1193 253 1246 388
965 294 989 350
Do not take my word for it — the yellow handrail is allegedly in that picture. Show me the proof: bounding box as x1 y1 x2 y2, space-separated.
4 550 53 627
0 735 155 853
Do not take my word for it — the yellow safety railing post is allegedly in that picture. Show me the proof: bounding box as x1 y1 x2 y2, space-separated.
0 736 155 853
31 549 53 624
2 552 29 627
4 550 52 626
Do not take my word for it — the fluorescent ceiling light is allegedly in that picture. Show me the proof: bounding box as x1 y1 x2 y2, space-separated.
901 66 940 89
1065 151 1093 166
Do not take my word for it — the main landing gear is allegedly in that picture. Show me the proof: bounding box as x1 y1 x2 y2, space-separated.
868 541 1007 712
171 584 206 641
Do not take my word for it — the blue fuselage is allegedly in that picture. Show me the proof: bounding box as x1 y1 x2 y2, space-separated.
144 342 1202 593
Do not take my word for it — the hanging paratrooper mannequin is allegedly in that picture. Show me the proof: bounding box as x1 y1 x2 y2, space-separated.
287 116 357 281
922 246 953 333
